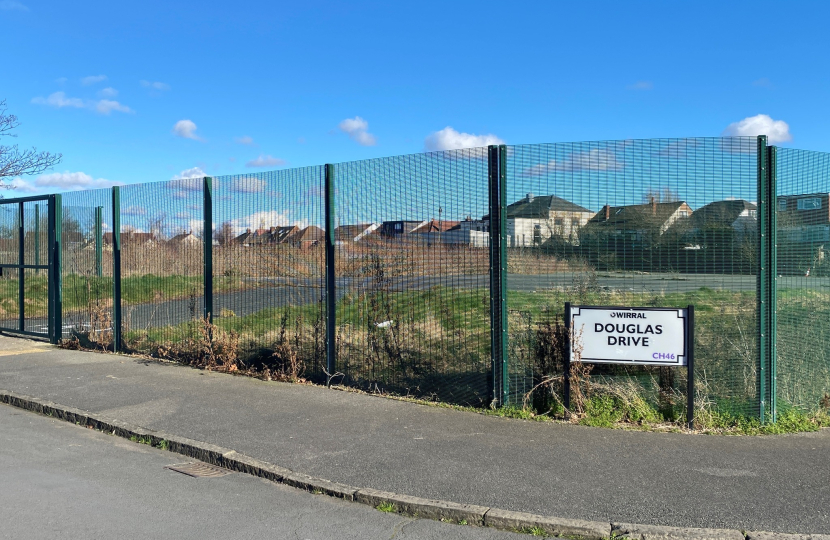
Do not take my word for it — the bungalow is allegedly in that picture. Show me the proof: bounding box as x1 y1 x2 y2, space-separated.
777 193 830 243
169 230 200 247
288 225 324 249
378 220 427 239
583 199 693 247
503 193 593 247
103 231 157 247
333 223 380 244
687 200 756 237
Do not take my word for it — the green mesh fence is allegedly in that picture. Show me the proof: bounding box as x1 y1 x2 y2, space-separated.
115 179 205 353
8 135 830 421
334 149 491 405
211 167 326 382
60 190 113 344
775 148 830 412
506 138 761 418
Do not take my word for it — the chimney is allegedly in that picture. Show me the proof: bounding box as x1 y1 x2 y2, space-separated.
526 192 534 202
246 228 251 234
604 205 610 220
651 196 657 215
270 226 276 234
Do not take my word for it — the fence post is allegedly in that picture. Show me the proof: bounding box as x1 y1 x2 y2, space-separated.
112 186 122 352
488 145 508 407
767 145 778 423
47 194 62 344
756 135 768 423
95 206 103 277
17 202 24 333
324 164 336 380
34 204 40 274
204 177 213 323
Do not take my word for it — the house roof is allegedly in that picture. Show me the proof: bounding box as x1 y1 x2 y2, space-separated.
587 201 689 229
411 219 460 233
690 200 756 227
169 231 196 242
103 232 156 245
334 224 373 241
484 194 592 220
290 225 324 243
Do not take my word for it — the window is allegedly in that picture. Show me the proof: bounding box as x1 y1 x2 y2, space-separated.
778 199 787 212
798 198 822 211
395 223 402 231
571 218 580 227
554 218 564 226
678 210 689 218
533 224 541 244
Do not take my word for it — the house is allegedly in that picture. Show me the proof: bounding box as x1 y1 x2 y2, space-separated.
288 225 324 249
501 193 594 247
103 232 157 247
687 200 756 237
232 229 257 247
583 199 693 247
333 223 380 243
777 193 830 244
378 220 426 239
169 230 200 247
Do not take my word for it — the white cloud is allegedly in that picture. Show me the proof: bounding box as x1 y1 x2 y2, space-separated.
235 135 254 145
338 116 377 146
98 87 118 98
140 80 170 91
31 91 84 109
171 167 207 181
424 126 504 154
245 155 286 168
31 91 132 115
8 171 123 193
627 81 653 91
81 74 107 86
521 149 623 177
229 177 267 193
172 119 201 140
122 206 147 217
722 114 792 144
0 1 29 11
94 99 133 115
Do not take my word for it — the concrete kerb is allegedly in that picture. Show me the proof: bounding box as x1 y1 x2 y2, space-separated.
0 389 788 540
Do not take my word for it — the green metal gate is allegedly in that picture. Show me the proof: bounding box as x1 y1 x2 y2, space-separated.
0 194 62 343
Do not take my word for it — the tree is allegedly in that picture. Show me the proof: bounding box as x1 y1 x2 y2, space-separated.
1 99 62 186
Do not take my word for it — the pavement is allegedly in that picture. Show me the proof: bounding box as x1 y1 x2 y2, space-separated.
1 334 829 537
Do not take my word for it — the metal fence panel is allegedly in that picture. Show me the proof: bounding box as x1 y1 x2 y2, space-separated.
211 167 327 381
775 147 830 412
115 179 205 353
60 190 113 344
505 137 761 418
334 149 492 405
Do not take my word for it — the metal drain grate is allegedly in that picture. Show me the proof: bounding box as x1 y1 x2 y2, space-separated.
165 462 233 478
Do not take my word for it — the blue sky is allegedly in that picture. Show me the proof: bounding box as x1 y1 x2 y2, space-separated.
1 0 829 198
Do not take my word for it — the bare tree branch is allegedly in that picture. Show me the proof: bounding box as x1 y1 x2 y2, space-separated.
0 99 63 185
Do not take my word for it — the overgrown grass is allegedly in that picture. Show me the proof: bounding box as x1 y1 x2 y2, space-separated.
0 273 250 319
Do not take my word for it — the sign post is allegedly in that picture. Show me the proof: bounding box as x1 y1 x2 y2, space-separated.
565 303 695 429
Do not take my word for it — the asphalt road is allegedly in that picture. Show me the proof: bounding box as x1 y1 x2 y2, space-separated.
4 272 827 335
0 403 525 540
2 344 828 534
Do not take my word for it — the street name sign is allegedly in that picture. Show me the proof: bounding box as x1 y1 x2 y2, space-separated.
568 305 690 366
